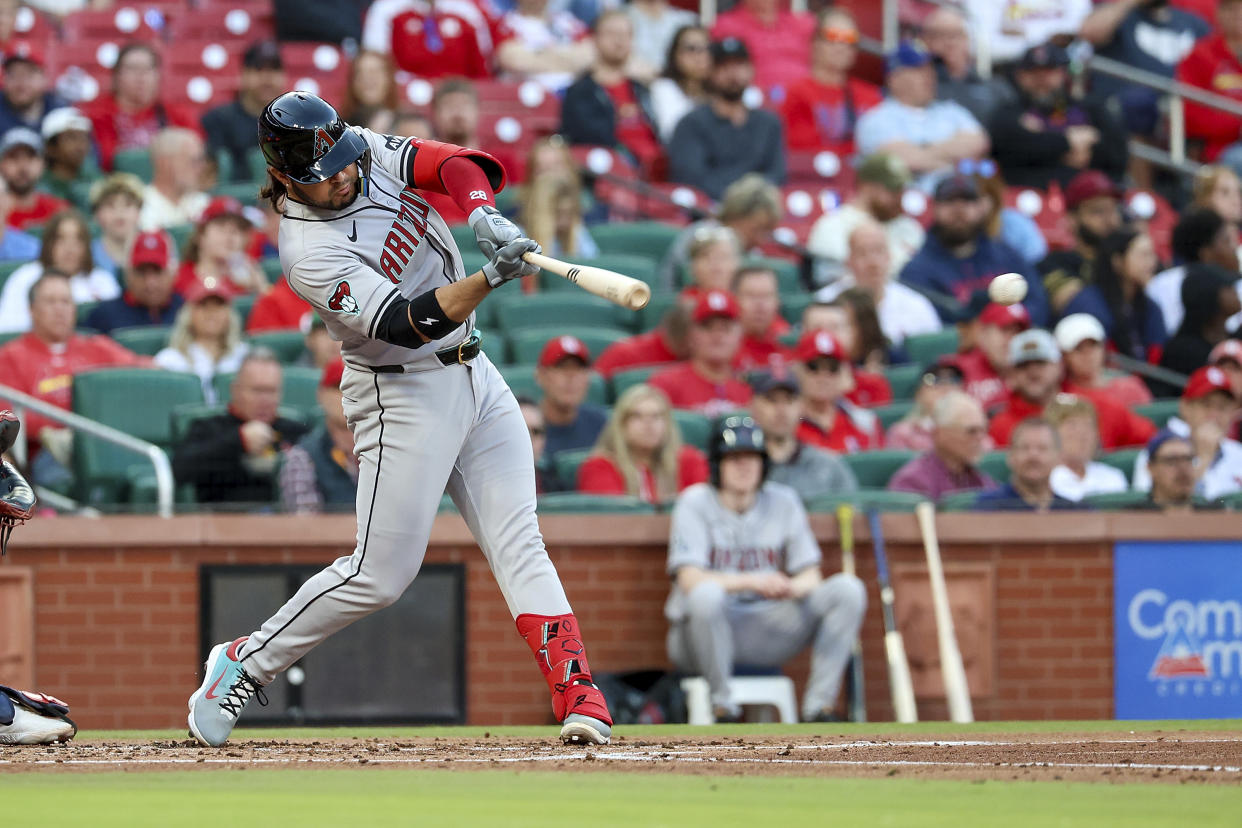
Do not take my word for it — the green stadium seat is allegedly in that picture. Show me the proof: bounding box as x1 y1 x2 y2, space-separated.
884 363 926 400
842 450 917 488
170 402 225 445
166 223 194 255
610 365 662 402
978 450 1011 484
509 327 630 365
552 448 594 489
873 400 915 430
110 325 171 356
1134 399 1180 428
260 258 283 285
494 293 626 335
247 330 307 363
938 490 983 512
438 492 458 513
0 331 20 347
475 327 507 363
450 223 476 253
781 293 815 327
805 488 930 513
499 364 608 406
1099 448 1143 484
744 257 803 293
213 182 261 203
1220 491 1242 511
112 148 152 180
1084 490 1151 509
589 221 681 261
72 368 205 505
76 301 99 329
637 291 679 333
672 409 711 451
233 295 257 328
536 492 656 513
0 260 25 295
461 252 488 278
904 329 959 366
539 254 661 292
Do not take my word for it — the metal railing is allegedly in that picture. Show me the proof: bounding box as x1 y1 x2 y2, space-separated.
0 383 174 518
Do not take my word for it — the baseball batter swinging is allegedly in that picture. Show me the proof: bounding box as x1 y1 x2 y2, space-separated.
188 92 613 747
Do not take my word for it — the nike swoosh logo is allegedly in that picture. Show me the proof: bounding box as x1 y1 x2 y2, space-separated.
203 667 229 700
347 221 358 243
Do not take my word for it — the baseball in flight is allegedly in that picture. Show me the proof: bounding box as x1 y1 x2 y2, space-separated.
988 272 1028 305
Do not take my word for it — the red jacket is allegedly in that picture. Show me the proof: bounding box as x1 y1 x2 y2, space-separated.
594 330 681 378
577 445 708 503
8 193 69 231
988 388 1156 449
781 76 882 155
1176 34 1242 161
83 95 201 171
647 362 753 415
847 369 893 409
953 348 1009 414
796 404 883 453
0 332 144 447
246 277 311 333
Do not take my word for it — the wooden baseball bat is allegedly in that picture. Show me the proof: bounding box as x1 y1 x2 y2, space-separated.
836 504 866 723
522 251 652 311
866 509 918 724
914 501 974 723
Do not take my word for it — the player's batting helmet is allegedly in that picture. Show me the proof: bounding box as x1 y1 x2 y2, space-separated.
708 414 769 488
258 92 369 184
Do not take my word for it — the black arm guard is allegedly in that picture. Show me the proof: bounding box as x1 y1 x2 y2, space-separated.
372 290 463 349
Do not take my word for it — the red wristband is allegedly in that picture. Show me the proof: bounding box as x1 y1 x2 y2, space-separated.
439 156 496 214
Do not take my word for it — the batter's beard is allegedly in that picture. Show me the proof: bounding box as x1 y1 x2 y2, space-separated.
288 177 362 211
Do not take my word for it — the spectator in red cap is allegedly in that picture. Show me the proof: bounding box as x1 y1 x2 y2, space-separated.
174 197 265 299
593 303 692 378
800 299 892 407
0 127 68 231
732 264 790 372
0 271 145 483
1209 339 1242 402
710 0 815 96
952 300 1031 413
990 42 1128 190
577 383 708 503
138 127 209 231
1038 170 1125 314
279 358 359 514
0 44 66 137
989 329 1155 449
154 281 249 404
537 335 608 458
889 389 996 501
83 43 200 172
1133 366 1242 499
1055 313 1152 408
202 40 288 183
791 330 883 453
648 290 753 414
0 209 119 333
84 230 183 334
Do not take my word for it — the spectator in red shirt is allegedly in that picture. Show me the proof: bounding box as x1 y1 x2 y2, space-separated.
1055 312 1153 408
953 301 1031 414
781 8 881 156
792 330 883 453
246 276 312 334
711 0 815 97
800 300 891 408
496 0 594 92
174 197 266 299
83 43 200 172
0 127 67 232
733 265 790 373
989 329 1156 449
593 303 691 378
362 0 495 80
577 383 709 503
679 225 740 302
561 9 664 175
649 289 753 415
0 271 144 481
1178 0 1242 165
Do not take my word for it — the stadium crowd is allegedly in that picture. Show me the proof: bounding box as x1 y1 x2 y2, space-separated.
0 0 1237 517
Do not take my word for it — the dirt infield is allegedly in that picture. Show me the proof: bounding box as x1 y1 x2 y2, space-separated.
3 731 1241 784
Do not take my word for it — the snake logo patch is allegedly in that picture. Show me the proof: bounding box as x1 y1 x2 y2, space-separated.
328 280 359 315
313 127 337 158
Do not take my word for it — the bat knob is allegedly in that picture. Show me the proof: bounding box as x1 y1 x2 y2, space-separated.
0 410 19 454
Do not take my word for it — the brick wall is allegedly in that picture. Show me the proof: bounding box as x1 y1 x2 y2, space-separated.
5 512 1235 730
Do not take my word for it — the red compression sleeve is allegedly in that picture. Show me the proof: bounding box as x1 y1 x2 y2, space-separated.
437 156 496 214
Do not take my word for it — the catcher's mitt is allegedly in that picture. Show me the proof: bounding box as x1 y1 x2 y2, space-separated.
0 410 35 556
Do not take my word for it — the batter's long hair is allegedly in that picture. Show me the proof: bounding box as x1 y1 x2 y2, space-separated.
259 170 288 215
591 384 683 503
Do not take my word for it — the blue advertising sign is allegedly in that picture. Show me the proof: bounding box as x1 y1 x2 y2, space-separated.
1115 541 1242 720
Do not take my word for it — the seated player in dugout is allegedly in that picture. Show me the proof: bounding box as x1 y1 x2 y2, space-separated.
188 92 613 749
665 415 866 723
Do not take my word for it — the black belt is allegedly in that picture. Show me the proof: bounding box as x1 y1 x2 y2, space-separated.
369 331 482 373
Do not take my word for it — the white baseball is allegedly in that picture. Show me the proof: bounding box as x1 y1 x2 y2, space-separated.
988 272 1028 305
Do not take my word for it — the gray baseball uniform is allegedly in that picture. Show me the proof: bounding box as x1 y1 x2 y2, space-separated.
666 481 866 718
236 128 574 685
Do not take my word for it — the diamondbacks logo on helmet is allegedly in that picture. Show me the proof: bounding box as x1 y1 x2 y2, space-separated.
328 280 359 315
313 127 337 158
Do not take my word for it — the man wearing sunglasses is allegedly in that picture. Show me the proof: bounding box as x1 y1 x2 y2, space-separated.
790 330 882 453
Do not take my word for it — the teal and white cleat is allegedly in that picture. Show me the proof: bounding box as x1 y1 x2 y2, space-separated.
188 637 266 747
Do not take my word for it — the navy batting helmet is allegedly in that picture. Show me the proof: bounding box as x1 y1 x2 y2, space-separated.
708 414 769 488
258 92 369 184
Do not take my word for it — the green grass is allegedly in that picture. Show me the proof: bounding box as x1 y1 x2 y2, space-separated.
4 768 1240 827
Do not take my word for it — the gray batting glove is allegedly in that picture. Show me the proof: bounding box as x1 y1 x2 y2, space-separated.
482 238 541 289
469 205 524 259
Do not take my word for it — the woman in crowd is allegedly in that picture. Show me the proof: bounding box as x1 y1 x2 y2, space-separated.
886 359 968 451
649 25 711 143
154 283 249 404
831 288 906 369
174 197 266 298
1154 264 1242 395
0 209 120 332
577 384 707 504
678 226 739 301
1059 228 1164 362
340 50 400 133
518 169 598 264
967 159 1047 266
88 173 144 277
1055 313 1152 407
1045 395 1128 503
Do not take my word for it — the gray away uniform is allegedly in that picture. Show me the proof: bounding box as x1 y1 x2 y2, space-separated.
666 481 866 719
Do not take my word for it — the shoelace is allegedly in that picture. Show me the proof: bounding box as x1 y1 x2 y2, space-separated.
218 670 268 718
